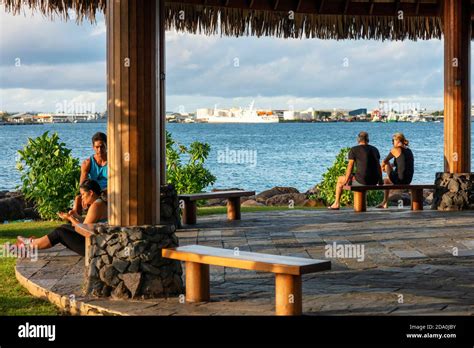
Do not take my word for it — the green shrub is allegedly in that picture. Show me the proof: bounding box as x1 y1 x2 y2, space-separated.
16 132 81 220
316 148 383 207
166 131 216 195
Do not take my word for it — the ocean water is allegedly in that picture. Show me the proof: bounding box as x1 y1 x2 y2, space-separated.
0 122 472 193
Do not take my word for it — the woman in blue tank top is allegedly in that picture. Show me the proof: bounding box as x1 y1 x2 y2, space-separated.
70 132 108 216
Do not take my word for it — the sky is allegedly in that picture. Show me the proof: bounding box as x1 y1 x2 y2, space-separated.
0 8 471 114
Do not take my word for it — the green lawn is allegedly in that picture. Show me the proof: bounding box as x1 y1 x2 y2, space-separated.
0 221 61 315
0 206 321 315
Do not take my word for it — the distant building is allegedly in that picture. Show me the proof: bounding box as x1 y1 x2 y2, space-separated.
283 110 312 121
6 113 35 123
349 108 367 117
34 113 99 123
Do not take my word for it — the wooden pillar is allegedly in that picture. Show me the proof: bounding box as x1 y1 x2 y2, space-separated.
443 0 471 173
353 191 367 212
410 189 423 211
185 261 210 302
158 0 167 185
107 0 165 226
227 197 241 221
275 274 302 316
182 200 197 225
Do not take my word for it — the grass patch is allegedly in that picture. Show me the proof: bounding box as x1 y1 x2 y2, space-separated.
0 220 61 315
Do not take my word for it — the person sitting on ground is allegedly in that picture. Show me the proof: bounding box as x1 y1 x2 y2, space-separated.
69 132 107 217
15 179 107 256
329 131 383 210
377 133 414 209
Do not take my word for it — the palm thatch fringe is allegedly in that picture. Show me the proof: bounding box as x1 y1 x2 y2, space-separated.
165 3 443 41
1 0 444 41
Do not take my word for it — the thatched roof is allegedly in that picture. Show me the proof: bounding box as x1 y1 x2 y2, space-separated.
1 0 473 41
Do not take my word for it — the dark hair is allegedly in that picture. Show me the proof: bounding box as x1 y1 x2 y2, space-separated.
357 131 369 143
80 179 102 196
92 132 107 145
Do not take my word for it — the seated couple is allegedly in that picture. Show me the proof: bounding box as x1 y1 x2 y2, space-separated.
328 131 414 210
15 132 108 256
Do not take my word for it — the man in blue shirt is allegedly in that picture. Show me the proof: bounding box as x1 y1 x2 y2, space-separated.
69 132 107 216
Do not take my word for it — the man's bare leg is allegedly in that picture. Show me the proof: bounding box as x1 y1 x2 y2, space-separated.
329 176 346 209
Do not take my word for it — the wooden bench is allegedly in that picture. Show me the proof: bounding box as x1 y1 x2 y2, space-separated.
162 245 331 315
178 190 255 225
343 184 435 212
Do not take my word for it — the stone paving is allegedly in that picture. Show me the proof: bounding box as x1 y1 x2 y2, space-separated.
15 208 474 315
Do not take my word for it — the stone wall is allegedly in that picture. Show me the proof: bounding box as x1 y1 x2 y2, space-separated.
84 224 184 299
432 172 474 211
160 184 181 228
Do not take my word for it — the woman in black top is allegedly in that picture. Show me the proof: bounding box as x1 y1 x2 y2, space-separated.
377 133 414 209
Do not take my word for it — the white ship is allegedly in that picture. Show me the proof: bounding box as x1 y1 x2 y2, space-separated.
197 101 279 123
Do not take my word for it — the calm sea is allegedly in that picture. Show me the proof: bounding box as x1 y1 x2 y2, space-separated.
0 122 472 193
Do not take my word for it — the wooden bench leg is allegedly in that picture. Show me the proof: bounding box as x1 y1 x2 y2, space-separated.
353 191 367 212
227 197 241 221
275 274 302 316
185 261 210 302
182 200 197 225
411 189 424 211
85 236 91 267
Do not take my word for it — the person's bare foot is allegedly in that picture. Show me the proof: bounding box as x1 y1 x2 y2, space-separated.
375 202 388 209
328 204 340 210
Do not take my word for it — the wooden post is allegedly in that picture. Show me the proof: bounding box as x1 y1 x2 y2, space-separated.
410 189 424 211
182 200 197 225
353 191 367 212
185 261 210 302
443 0 471 173
158 0 167 185
227 197 241 221
106 0 165 226
275 274 302 316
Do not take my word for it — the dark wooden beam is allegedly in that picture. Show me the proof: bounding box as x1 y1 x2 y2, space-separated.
318 0 325 14
296 0 302 12
273 0 279 11
394 0 401 14
368 0 374 15
344 0 350 15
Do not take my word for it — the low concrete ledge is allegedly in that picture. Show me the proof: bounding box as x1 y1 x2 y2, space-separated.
15 249 124 316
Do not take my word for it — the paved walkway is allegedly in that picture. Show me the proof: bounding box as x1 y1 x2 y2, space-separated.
16 209 474 315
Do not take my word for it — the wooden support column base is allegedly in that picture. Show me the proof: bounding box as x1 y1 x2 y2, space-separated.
353 191 367 212
182 200 197 225
185 261 210 302
411 189 424 211
275 274 302 316
227 197 241 221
